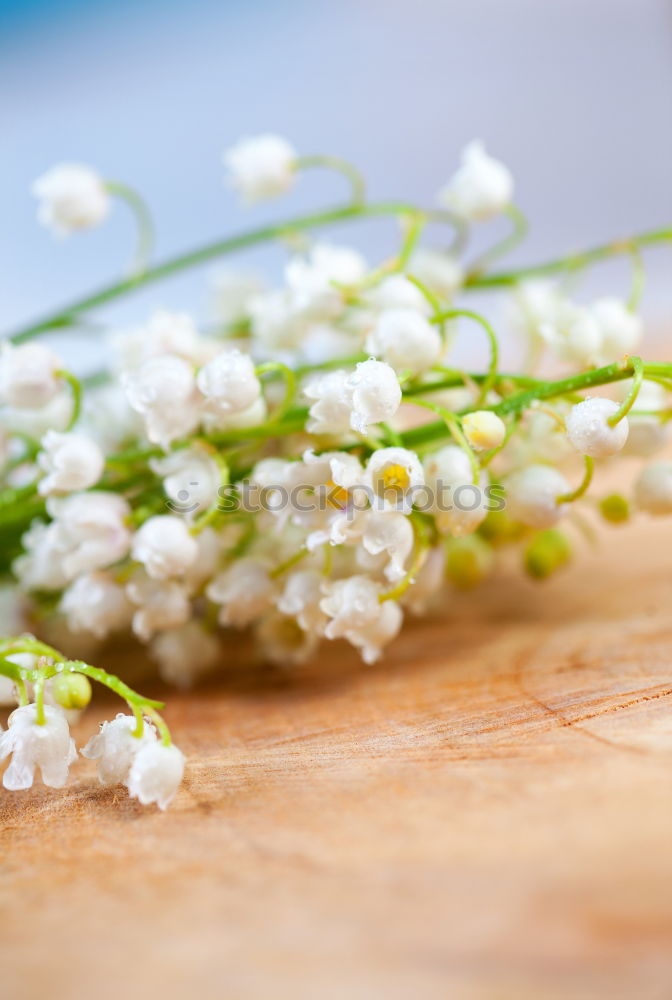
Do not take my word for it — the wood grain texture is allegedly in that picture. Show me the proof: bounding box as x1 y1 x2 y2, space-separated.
2 518 672 1000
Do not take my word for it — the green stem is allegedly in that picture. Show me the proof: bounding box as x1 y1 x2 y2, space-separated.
105 180 155 275
466 227 672 289
608 356 643 426
146 706 172 747
34 668 46 725
406 399 480 482
294 155 367 205
56 370 82 429
466 204 528 279
255 361 297 424
431 309 499 404
557 455 594 504
6 201 420 344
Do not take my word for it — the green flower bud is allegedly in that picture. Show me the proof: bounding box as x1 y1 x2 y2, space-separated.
51 671 92 710
524 529 571 580
479 509 526 547
446 535 494 590
599 493 630 525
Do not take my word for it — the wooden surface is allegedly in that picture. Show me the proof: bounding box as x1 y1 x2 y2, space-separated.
2 519 672 1000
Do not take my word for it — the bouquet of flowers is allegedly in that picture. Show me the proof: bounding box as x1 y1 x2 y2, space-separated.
1 135 670 808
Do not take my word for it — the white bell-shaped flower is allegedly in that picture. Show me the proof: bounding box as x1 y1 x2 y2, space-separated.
592 298 642 361
209 268 263 326
32 163 110 235
0 343 63 409
131 515 198 580
206 558 276 627
506 464 570 529
634 462 672 515
360 510 414 582
402 546 446 616
196 348 262 425
13 521 71 592
423 445 489 537
60 570 133 638
304 370 353 436
277 568 328 634
126 575 192 641
409 248 464 300
123 355 202 448
254 612 320 666
126 742 185 810
286 243 367 322
366 447 424 514
224 133 297 203
539 302 604 367
81 713 157 786
0 704 77 790
150 622 221 689
320 575 403 664
565 397 628 458
345 359 402 434
439 141 513 222
150 446 221 519
47 491 132 579
37 430 104 496
365 275 431 314
366 308 441 375
619 380 670 458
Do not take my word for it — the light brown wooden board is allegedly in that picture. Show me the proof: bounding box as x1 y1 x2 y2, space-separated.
1 518 672 1000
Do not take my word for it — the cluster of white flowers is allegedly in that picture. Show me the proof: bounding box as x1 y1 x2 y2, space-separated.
1 134 670 808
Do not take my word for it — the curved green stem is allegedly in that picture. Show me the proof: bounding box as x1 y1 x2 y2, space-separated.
105 180 155 275
431 309 499 404
466 227 672 289
56 370 82 429
5 201 421 345
608 356 644 426
255 361 297 424
295 155 366 205
406 399 480 482
146 706 172 747
33 668 46 725
557 455 594 504
466 204 528 279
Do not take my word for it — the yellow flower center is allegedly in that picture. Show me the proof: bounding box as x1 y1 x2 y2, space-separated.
377 462 411 500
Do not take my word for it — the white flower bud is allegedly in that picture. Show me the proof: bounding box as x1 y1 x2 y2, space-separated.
32 163 110 234
286 243 367 322
402 546 446 616
540 303 603 366
223 133 297 203
461 411 506 452
123 355 201 448
196 348 261 423
150 446 221 519
304 370 352 436
13 521 70 592
209 268 263 325
60 571 133 638
81 713 157 786
439 141 513 222
365 275 431 314
126 576 191 641
506 464 570 528
0 343 62 409
277 569 328 634
320 575 402 664
634 462 672 515
345 360 402 434
131 515 198 580
48 491 132 578
619 380 670 457
254 612 320 666
592 298 642 360
0 704 77 790
423 445 488 537
37 430 104 496
409 248 464 299
366 308 441 375
565 397 628 458
206 558 276 627
126 742 185 810
150 622 221 689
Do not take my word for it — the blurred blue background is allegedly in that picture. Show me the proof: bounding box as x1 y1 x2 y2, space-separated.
2 0 672 353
